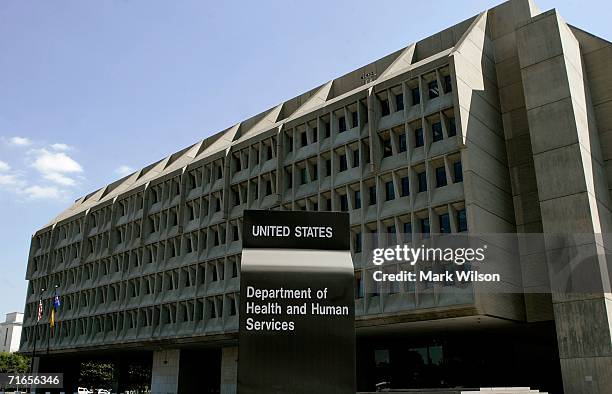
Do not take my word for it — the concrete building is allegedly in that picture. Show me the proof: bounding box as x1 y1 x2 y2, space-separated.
0 312 23 353
19 0 612 392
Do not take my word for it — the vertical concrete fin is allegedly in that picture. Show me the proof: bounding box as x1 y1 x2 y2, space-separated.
378 44 416 80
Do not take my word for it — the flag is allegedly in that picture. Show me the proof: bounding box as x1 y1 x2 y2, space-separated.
51 287 60 329
50 308 55 328
37 299 43 322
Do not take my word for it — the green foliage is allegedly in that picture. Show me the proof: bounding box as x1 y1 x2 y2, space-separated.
78 361 113 390
0 352 30 373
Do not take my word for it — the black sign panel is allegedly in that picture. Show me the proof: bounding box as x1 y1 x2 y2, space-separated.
242 209 350 250
238 210 355 394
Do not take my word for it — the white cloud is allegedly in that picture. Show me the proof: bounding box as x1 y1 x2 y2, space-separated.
50 143 71 151
115 165 135 177
8 136 31 146
23 185 61 199
0 173 20 186
0 160 10 172
30 148 83 186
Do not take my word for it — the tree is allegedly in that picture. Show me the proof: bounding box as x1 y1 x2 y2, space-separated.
0 352 30 373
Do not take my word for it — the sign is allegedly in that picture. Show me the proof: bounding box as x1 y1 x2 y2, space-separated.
238 210 356 394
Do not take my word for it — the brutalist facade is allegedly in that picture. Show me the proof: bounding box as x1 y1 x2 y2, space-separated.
20 0 612 392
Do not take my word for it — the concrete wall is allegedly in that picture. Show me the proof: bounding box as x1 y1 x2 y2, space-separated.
151 349 180 394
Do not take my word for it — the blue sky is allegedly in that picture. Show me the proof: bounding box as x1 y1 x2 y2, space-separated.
0 0 608 316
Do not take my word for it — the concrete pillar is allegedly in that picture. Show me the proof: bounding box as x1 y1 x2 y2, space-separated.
220 346 237 394
151 349 180 394
517 10 612 393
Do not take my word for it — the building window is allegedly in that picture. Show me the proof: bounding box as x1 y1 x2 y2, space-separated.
312 127 318 142
385 181 395 201
435 166 447 187
403 222 412 236
339 154 348 172
428 80 439 99
415 128 424 147
411 87 420 105
233 225 240 241
382 138 392 158
267 145 273 160
439 213 451 234
395 93 404 111
354 190 361 209
401 176 409 197
353 149 360 167
300 168 308 185
432 122 443 142
324 122 331 138
381 99 390 117
355 272 364 298
233 190 240 206
351 111 358 128
287 136 293 153
215 198 221 212
312 164 318 181
234 156 241 172
399 134 407 153
444 75 452 93
418 171 427 192
326 198 332 211
338 116 347 133
340 195 349 212
369 186 376 205
354 232 362 253
387 225 397 245
453 161 463 183
448 117 457 137
457 209 467 232
325 159 332 177
266 180 273 195
301 132 308 147
421 218 430 237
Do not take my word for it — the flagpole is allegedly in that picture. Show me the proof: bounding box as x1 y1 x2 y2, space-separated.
30 288 45 374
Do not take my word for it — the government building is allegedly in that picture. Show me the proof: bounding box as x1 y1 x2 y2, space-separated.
20 0 612 392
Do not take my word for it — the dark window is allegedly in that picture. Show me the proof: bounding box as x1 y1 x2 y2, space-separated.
432 122 443 142
439 213 451 234
387 225 397 245
418 171 427 192
354 190 361 209
325 159 332 177
217 166 223 180
421 218 430 237
326 198 332 211
253 183 258 199
457 209 467 232
385 181 395 201
324 122 331 138
312 127 318 142
453 161 463 183
354 232 362 253
266 180 272 195
215 198 221 212
444 74 452 93
233 225 240 241
369 186 376 205
428 80 439 99
312 164 318 181
411 87 420 105
448 117 457 137
351 111 358 128
415 128 424 147
353 149 360 167
435 166 447 187
339 154 348 172
234 156 241 172
382 138 392 158
300 168 308 185
267 145 273 160
254 150 259 164
287 136 293 153
340 195 349 212
395 93 404 111
403 222 412 236
338 116 346 133
401 176 409 197
355 272 363 298
301 132 308 147
313 202 318 211
381 99 390 116
233 190 240 205
399 134 407 153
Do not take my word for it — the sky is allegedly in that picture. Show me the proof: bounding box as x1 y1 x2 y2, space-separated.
0 0 609 316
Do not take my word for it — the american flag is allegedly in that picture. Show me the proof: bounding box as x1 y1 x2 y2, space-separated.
37 299 43 322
